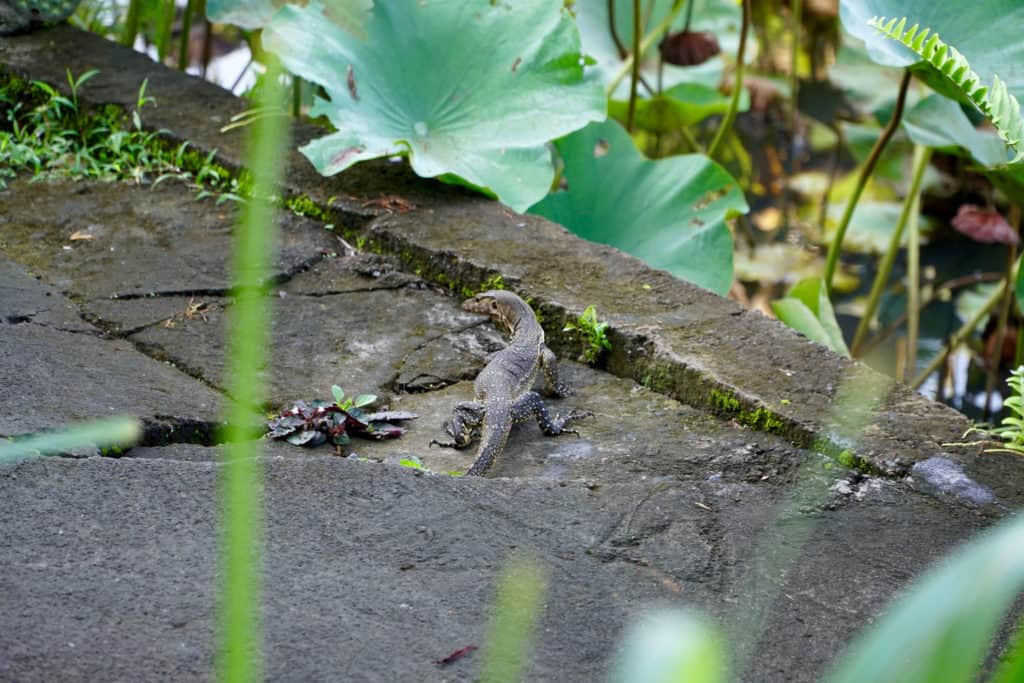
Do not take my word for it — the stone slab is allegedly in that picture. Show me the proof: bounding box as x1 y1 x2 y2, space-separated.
0 455 992 683
0 178 340 300
0 256 222 438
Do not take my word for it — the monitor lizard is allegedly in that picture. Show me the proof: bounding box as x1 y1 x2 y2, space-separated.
430 290 591 476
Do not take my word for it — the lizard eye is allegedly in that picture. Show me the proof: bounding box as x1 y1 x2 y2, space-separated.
490 301 498 312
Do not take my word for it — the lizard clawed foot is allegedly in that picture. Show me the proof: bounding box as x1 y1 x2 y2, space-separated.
547 409 594 438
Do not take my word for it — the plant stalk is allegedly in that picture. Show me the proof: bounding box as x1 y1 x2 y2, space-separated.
706 0 749 160
823 69 912 293
785 0 802 231
218 58 290 683
912 279 1004 390
904 162 923 382
850 144 930 357
155 0 177 63
984 243 1017 418
626 0 642 132
861 272 1004 356
177 0 196 71
120 0 141 47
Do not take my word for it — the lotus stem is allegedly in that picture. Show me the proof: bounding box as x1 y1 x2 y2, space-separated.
706 0 749 160
823 69 912 293
850 144 930 357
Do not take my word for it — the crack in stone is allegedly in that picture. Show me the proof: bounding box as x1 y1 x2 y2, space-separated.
139 415 224 447
389 318 491 394
293 282 418 298
108 287 231 301
123 338 230 397
100 252 332 302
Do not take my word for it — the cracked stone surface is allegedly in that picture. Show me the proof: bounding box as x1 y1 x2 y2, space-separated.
0 254 221 439
0 455 993 683
0 178 340 300
3 26 1024 683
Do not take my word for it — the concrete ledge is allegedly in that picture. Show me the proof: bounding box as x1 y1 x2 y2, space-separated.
0 26 978 478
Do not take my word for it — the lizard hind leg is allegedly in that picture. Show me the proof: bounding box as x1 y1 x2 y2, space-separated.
511 391 593 437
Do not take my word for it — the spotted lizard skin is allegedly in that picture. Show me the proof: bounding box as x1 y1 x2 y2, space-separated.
433 290 590 476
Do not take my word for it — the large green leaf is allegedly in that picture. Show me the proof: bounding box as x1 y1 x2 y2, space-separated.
771 277 850 356
529 119 747 295
208 0 371 34
839 1 1024 102
825 512 1024 683
261 1 606 212
902 94 1024 197
206 0 278 29
902 94 1009 167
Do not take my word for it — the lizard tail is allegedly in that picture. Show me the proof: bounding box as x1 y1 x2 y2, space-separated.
466 404 512 476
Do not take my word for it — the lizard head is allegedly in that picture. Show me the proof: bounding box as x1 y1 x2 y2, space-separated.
462 290 533 333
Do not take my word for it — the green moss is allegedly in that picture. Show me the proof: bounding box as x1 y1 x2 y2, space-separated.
286 193 330 221
481 274 505 291
709 389 741 413
743 407 783 433
707 390 786 435
835 449 857 469
639 365 673 394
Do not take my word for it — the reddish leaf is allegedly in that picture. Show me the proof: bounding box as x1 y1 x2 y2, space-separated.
436 645 478 667
952 204 1019 245
659 31 721 67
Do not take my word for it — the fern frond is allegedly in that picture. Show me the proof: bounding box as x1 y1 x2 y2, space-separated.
868 15 1024 163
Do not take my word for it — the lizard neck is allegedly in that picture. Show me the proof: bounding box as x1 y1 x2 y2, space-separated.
505 301 544 350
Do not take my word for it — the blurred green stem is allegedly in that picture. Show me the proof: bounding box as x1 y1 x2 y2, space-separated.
480 557 548 683
861 272 1002 356
904 165 923 382
785 0 801 231
626 0 641 131
120 0 140 47
850 144 930 357
218 58 289 683
912 278 1004 390
177 0 196 71
706 0 749 160
823 69 912 293
155 0 176 62
984 242 1017 418
984 204 1021 415
0 417 140 464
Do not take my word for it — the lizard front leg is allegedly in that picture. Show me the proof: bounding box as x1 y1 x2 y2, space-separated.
540 347 574 398
430 401 485 449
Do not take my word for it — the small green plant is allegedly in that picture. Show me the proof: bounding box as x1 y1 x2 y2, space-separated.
960 365 1024 456
990 366 1024 454
266 387 415 448
0 69 232 194
331 384 376 411
563 305 612 364
481 274 505 291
